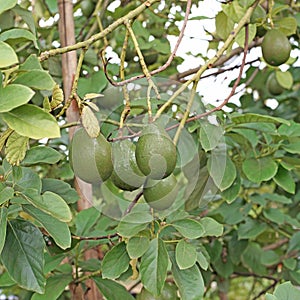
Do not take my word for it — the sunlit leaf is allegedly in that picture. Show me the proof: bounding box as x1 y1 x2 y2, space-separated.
2 104 60 139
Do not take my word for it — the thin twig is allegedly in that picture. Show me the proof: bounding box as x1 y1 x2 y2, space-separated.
173 38 263 81
183 23 250 123
72 233 119 241
252 280 278 300
103 0 192 86
124 191 143 215
39 0 160 61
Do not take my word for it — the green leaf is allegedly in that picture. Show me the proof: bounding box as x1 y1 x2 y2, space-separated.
199 122 224 151
276 70 293 89
261 251 280 266
236 24 256 47
41 178 79 204
273 281 300 299
116 211 153 237
0 0 17 15
20 54 42 71
23 146 63 165
176 240 197 270
171 253 204 300
0 220 45 293
93 277 135 300
273 166 295 194
102 242 130 279
238 218 267 239
221 175 241 203
31 274 72 300
223 1 246 22
23 189 72 222
242 157 278 183
171 219 204 239
0 186 14 205
275 17 297 36
199 217 223 237
263 208 285 225
196 249 209 270
15 167 42 192
264 193 292 204
213 255 234 278
2 104 61 139
75 207 100 236
278 122 300 137
288 232 300 252
241 242 266 275
0 84 34 112
23 205 71 250
5 132 29 165
12 5 36 36
0 28 38 49
215 11 234 40
0 207 7 254
0 271 16 287
78 70 107 98
281 142 300 154
0 41 18 68
13 70 55 90
140 238 169 296
208 153 236 191
126 236 150 259
231 113 290 125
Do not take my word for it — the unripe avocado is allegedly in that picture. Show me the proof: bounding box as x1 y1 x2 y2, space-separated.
69 128 113 183
111 140 146 191
266 72 284 95
135 124 177 180
261 29 291 66
143 174 178 210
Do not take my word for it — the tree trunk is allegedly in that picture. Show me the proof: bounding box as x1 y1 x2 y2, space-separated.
57 1 102 299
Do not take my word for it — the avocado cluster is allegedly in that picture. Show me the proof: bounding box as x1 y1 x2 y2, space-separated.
69 124 178 210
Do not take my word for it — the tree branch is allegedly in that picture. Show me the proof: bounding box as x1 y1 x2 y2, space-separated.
40 0 160 61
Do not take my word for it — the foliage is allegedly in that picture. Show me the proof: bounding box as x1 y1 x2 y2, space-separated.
0 0 300 299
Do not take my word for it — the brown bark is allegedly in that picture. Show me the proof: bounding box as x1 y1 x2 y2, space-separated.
57 1 102 299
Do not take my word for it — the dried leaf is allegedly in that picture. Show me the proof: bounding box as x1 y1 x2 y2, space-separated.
43 96 51 112
85 101 99 112
0 128 14 152
83 93 103 100
5 132 29 165
81 105 100 138
51 84 64 109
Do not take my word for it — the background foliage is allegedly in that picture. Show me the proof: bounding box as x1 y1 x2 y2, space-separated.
0 0 300 299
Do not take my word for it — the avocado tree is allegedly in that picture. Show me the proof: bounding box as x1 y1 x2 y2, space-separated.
0 0 300 299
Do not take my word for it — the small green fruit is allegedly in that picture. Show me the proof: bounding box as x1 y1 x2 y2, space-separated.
261 29 291 66
80 0 95 17
143 174 177 210
69 128 113 183
143 50 159 65
267 72 284 95
111 140 146 191
135 124 177 180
